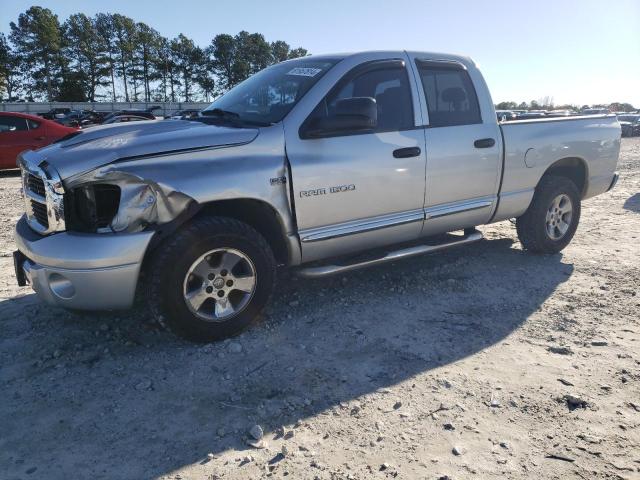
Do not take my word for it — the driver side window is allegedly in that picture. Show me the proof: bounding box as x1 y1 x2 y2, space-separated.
305 63 414 136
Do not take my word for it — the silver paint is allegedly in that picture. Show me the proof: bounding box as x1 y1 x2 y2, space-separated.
13 50 621 312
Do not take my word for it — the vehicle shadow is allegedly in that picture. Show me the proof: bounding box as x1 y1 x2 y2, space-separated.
0 236 574 479
623 193 640 213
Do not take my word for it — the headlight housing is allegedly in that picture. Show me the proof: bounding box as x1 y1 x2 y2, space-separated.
65 184 121 233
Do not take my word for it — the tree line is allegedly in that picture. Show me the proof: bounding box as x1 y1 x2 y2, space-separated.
0 6 309 103
495 100 637 112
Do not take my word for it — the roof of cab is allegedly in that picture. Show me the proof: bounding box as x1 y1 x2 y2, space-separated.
290 50 475 68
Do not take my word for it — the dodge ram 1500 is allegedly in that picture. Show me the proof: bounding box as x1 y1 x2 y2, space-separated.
13 51 621 341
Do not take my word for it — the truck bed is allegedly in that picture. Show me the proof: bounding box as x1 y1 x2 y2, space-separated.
492 114 620 222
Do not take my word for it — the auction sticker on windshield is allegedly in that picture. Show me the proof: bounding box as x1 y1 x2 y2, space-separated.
287 67 323 77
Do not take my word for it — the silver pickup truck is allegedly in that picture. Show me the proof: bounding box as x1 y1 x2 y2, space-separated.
14 50 621 342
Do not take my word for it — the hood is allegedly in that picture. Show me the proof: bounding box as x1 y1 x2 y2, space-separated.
25 119 259 179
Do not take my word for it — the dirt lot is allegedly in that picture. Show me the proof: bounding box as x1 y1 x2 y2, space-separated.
1 139 639 480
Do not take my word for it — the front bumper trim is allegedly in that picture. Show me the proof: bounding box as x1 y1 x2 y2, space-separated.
14 215 154 310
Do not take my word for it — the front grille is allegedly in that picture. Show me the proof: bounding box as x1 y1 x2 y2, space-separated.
30 200 49 228
26 173 46 197
20 162 65 235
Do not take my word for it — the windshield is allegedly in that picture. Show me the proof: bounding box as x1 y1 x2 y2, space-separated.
618 115 639 122
202 57 342 126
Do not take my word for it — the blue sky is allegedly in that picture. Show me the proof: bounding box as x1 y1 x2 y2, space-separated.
2 0 639 106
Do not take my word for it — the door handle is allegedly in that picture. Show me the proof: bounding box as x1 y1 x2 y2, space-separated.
35 136 46 141
393 147 421 158
474 138 495 148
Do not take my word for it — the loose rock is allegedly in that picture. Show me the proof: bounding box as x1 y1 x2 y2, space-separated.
135 380 152 391
562 394 589 410
548 346 574 355
249 424 264 441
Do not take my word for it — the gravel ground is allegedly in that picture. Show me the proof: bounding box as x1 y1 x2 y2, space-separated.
0 139 639 480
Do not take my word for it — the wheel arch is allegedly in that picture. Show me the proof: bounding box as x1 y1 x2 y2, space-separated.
539 157 589 198
193 198 291 265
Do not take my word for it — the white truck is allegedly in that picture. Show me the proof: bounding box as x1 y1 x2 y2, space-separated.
14 50 621 342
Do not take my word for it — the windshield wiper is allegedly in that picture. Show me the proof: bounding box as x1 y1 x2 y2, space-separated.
199 108 273 127
201 108 241 119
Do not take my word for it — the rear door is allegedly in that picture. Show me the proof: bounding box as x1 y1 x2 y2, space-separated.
284 54 427 262
408 56 502 235
25 118 49 148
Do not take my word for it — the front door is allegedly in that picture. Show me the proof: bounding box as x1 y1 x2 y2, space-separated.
284 57 427 262
0 116 32 169
0 116 48 169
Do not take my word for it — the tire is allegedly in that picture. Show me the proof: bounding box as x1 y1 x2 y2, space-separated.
146 216 276 342
516 175 581 254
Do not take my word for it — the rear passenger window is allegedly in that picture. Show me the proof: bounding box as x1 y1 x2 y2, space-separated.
0 117 29 133
416 61 481 127
27 119 41 130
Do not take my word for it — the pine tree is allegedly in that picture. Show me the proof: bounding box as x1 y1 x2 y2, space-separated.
9 6 64 100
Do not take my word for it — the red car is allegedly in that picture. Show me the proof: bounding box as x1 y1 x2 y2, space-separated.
0 112 77 170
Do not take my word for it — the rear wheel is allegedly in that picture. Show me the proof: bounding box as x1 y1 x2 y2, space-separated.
516 175 581 254
146 216 276 342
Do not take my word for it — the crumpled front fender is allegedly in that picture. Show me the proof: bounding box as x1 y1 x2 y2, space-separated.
65 165 194 233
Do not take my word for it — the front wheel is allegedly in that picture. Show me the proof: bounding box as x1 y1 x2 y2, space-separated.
516 175 581 254
146 216 276 342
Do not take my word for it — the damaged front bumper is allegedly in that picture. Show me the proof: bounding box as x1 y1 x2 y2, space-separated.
14 215 154 310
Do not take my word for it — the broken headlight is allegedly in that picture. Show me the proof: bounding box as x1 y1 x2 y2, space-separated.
65 184 121 233
64 167 192 234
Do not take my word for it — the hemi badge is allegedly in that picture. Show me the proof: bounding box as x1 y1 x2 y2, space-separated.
270 176 287 186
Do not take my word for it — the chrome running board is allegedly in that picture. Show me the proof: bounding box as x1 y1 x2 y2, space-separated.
296 230 483 278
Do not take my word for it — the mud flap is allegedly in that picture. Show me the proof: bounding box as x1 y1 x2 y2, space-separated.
13 250 27 286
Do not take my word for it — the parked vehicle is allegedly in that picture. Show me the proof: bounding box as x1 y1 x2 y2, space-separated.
517 111 548 120
101 115 156 125
168 109 201 120
55 110 104 128
617 114 640 137
39 108 71 120
13 51 621 342
582 108 610 115
546 110 576 117
495 110 516 121
100 110 156 123
0 112 77 170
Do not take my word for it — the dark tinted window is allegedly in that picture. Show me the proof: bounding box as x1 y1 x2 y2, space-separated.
27 119 41 130
0 116 29 133
417 62 481 127
306 64 414 135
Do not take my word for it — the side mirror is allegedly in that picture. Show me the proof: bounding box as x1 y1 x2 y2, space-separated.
305 97 377 138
